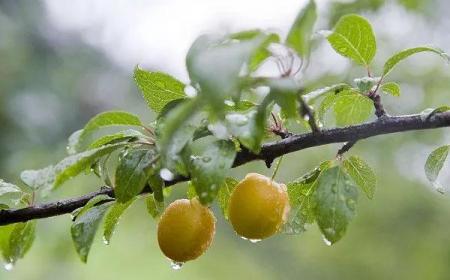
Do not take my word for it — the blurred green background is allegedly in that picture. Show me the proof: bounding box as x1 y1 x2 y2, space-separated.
1 0 450 279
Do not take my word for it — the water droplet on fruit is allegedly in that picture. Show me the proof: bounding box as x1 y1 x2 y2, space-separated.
322 235 332 246
160 168 174 181
249 239 262 244
4 262 13 271
170 261 184 270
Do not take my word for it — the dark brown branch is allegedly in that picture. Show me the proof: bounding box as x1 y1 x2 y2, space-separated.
299 95 320 133
1 111 450 225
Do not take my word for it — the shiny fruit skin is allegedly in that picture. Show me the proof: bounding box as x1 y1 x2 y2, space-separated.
157 198 216 263
228 173 290 240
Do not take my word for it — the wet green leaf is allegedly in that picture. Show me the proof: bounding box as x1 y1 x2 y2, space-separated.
73 111 142 153
425 145 449 186
187 140 236 204
71 202 112 263
115 148 158 203
313 166 358 244
343 156 376 199
103 198 136 244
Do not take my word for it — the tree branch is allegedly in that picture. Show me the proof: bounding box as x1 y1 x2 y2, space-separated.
1 111 449 225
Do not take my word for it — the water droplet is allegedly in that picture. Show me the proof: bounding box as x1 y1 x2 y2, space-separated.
303 115 310 121
184 85 197 98
225 113 248 126
170 261 184 270
103 237 110 245
202 156 211 163
346 198 356 210
249 239 261 244
210 184 217 190
322 235 332 246
4 262 13 271
224 100 235 106
200 192 208 198
160 168 174 181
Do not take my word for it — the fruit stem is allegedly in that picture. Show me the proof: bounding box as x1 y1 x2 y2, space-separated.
271 156 284 181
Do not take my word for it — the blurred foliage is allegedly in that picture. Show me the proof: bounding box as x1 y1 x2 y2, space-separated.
0 0 450 279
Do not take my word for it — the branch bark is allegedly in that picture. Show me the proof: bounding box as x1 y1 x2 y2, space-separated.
1 111 449 226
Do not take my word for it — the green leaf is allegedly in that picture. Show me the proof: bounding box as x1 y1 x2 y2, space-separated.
224 96 272 153
88 129 144 149
217 177 238 220
114 148 158 203
71 202 112 263
187 140 236 204
54 144 126 189
73 111 142 153
0 221 36 266
0 179 23 206
286 0 317 58
425 145 449 188
157 99 204 175
134 67 186 113
313 166 358 244
148 174 165 202
186 34 265 112
343 156 376 199
325 14 376 66
283 161 331 234
103 198 136 244
72 194 112 220
383 46 449 77
8 221 36 264
145 194 164 218
333 91 373 126
381 82 400 97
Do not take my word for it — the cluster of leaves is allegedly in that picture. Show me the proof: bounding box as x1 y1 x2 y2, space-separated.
0 0 448 267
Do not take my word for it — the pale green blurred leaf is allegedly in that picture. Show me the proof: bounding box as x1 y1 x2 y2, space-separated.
145 194 164 218
286 0 317 58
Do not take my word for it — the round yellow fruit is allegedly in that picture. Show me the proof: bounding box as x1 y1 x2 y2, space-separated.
228 173 290 240
157 198 216 263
